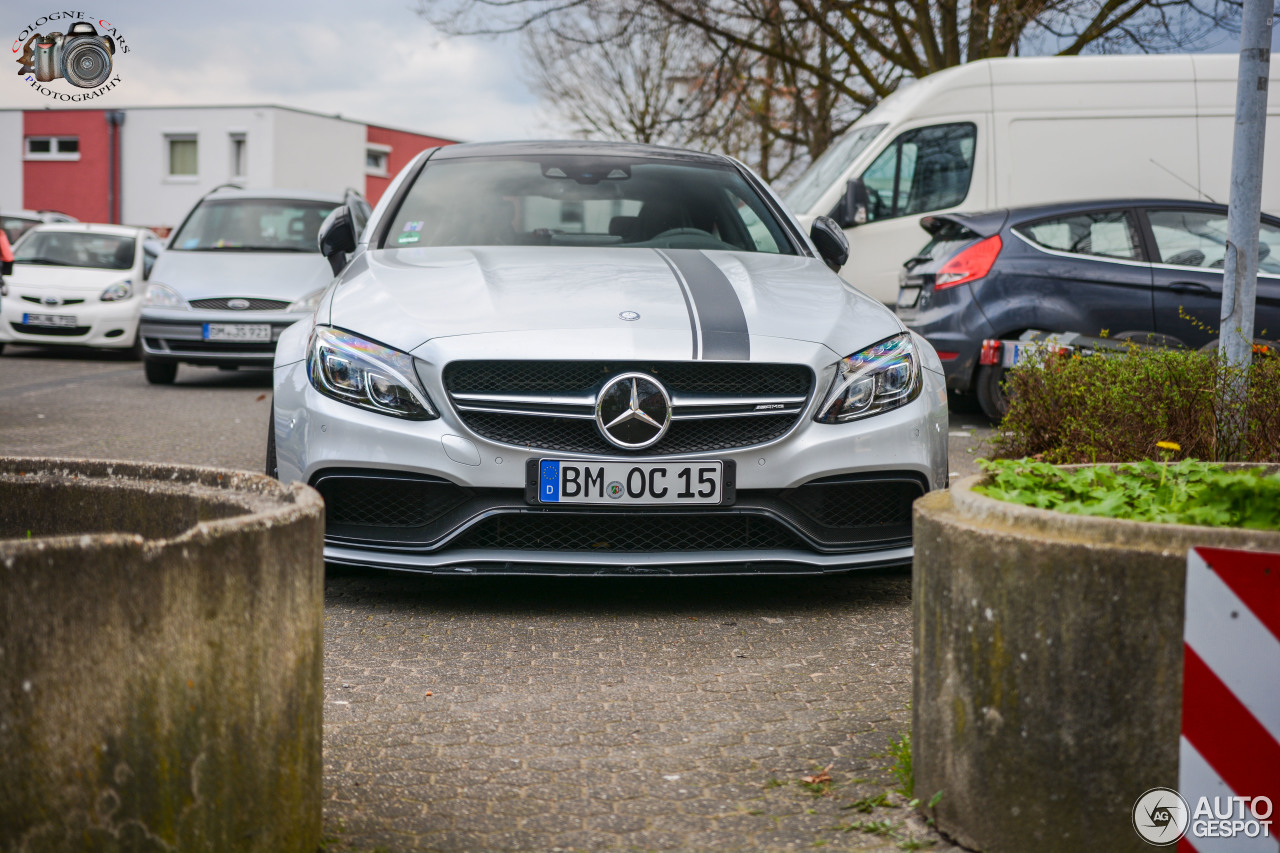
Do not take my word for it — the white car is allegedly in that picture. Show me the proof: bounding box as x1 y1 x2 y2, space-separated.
0 223 161 356
270 141 949 575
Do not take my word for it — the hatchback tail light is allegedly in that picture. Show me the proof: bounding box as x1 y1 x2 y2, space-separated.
935 235 1002 289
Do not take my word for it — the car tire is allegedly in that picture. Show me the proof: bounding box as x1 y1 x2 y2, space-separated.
265 401 278 479
144 359 178 385
0 343 5 356
976 363 1010 421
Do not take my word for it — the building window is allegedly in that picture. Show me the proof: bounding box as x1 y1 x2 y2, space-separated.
230 133 247 179
24 136 80 161
167 135 198 177
366 145 390 177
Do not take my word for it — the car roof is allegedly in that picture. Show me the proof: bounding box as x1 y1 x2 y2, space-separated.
2 209 76 221
200 187 347 204
429 140 732 166
24 222 155 238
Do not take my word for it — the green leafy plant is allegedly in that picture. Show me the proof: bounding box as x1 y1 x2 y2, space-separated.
976 458 1280 530
886 732 913 797
990 346 1280 463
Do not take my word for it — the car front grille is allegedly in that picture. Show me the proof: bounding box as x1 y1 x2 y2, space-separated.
781 478 922 529
443 360 814 455
454 513 806 552
143 338 277 355
20 296 85 306
188 298 291 311
316 474 466 528
11 323 91 337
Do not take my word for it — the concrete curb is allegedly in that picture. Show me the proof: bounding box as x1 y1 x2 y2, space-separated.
911 469 1280 852
0 457 326 853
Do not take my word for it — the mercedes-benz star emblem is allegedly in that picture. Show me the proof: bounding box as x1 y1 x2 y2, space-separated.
619 311 640 321
595 372 671 450
227 298 251 310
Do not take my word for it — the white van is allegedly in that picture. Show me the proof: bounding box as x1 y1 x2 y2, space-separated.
783 54 1280 304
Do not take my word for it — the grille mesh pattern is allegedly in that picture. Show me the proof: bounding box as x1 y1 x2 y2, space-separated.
783 481 920 529
189 297 291 311
145 339 277 354
446 360 812 454
445 361 812 396
455 513 805 552
318 477 466 528
462 412 795 455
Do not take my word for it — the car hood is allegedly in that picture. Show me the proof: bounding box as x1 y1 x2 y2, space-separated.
148 250 333 301
327 247 901 358
8 264 134 293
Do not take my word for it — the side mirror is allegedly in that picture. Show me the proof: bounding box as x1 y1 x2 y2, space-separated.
318 206 357 276
836 178 869 229
810 215 850 272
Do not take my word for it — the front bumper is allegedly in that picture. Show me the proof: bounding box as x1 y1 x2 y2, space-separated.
273 353 949 575
139 307 305 365
0 293 141 348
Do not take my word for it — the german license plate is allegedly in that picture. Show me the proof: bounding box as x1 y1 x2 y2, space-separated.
203 323 271 342
535 459 726 505
22 312 77 327
897 288 920 309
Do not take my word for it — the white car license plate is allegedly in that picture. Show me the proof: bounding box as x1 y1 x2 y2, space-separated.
22 312 77 328
536 459 726 505
203 323 271 342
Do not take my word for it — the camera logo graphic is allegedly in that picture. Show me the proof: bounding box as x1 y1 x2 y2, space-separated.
20 22 115 89
1133 787 1190 845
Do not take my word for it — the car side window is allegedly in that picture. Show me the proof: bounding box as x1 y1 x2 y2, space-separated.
1148 209 1280 275
859 123 976 223
1015 211 1142 261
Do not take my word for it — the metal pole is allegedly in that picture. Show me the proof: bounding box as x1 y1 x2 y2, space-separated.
1217 0 1272 457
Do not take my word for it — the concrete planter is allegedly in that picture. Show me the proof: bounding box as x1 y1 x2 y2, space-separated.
912 468 1280 853
0 458 325 853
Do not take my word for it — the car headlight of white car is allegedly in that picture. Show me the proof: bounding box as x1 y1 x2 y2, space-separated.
815 333 921 423
99 279 133 302
142 282 189 309
287 287 326 314
307 326 438 420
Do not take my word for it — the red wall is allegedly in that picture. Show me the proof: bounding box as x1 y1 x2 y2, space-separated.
24 110 112 223
365 125 457 205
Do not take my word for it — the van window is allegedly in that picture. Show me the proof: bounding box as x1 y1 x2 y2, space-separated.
858 123 976 222
1016 211 1142 260
782 123 886 215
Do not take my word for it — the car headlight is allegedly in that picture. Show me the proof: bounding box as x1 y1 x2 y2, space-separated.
100 279 133 302
142 282 189 310
307 326 438 420
287 287 326 314
815 333 921 423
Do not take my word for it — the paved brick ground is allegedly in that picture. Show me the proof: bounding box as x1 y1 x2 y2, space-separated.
320 569 960 852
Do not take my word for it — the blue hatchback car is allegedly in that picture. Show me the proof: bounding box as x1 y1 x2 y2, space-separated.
896 199 1280 418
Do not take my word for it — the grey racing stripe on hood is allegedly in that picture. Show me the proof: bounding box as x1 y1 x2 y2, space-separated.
655 249 750 361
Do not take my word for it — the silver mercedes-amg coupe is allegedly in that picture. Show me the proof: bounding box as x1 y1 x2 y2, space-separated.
269 141 948 575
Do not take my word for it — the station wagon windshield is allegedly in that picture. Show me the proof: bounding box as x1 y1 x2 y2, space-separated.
170 199 338 252
383 156 797 254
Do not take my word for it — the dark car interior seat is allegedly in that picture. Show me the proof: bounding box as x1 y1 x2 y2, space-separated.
609 216 641 242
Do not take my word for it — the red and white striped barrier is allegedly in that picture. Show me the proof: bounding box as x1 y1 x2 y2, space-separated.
1178 546 1279 852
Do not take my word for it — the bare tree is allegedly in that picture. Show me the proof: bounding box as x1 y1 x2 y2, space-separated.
419 0 1240 172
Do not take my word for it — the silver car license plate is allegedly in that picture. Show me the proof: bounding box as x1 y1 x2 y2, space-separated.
22 313 77 328
203 323 271 342
536 459 726 505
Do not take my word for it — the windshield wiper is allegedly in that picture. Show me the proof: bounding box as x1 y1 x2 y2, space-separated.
181 245 314 253
14 258 67 266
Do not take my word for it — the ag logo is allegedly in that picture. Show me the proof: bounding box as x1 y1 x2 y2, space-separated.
13 11 129 102
1132 787 1189 845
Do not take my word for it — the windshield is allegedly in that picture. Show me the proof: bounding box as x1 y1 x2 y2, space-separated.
2 216 41 244
170 198 338 252
14 231 136 270
782 123 886 215
383 155 797 254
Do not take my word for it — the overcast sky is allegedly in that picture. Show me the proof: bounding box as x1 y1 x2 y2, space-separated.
3 0 556 141
3 1 1274 143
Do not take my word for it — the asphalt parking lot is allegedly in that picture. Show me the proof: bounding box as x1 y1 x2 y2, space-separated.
0 345 992 852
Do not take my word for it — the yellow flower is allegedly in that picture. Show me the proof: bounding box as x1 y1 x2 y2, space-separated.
1156 441 1181 451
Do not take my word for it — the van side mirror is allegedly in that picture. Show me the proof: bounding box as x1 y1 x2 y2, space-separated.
836 178 869 229
810 215 850 272
318 206 357 276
